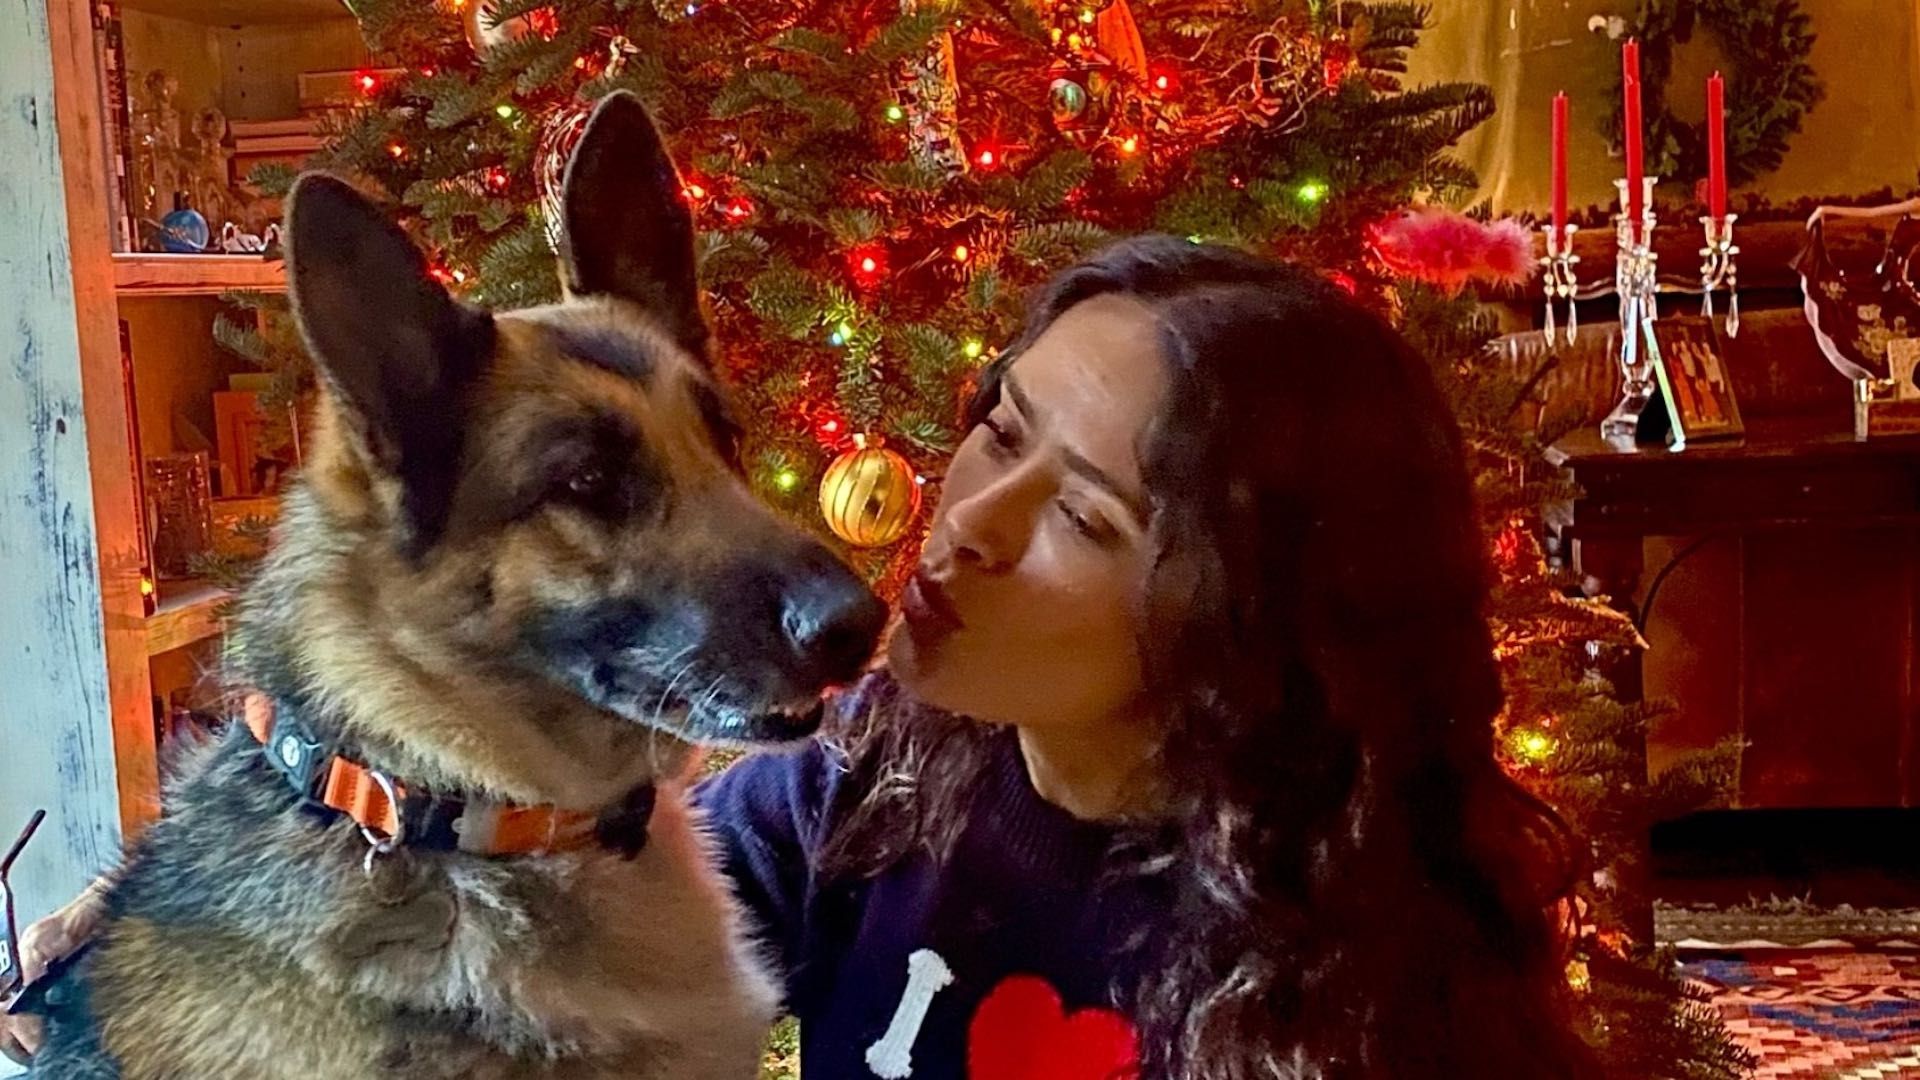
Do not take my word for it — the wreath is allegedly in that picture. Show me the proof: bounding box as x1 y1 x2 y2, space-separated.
1605 0 1824 191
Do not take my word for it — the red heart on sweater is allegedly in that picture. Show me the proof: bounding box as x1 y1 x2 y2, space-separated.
967 975 1140 1080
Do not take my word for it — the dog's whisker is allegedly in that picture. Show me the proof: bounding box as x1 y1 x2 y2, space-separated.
688 676 726 737
650 656 699 730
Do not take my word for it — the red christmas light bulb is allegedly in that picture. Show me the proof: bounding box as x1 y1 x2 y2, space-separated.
847 242 889 288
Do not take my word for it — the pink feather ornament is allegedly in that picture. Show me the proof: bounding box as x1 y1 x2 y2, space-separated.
1368 208 1536 292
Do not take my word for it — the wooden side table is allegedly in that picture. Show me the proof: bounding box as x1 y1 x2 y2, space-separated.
1551 416 1920 808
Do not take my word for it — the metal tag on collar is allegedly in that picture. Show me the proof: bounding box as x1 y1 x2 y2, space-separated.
265 712 331 803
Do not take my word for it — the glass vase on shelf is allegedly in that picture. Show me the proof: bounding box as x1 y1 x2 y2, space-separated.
146 451 212 582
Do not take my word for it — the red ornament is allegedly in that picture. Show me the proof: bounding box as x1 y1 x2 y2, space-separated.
1322 36 1354 89
355 70 379 95
484 166 511 193
1492 518 1532 573
719 196 755 221
523 6 560 37
1149 63 1178 95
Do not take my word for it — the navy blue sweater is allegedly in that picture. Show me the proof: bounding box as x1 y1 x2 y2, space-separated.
694 724 1158 1080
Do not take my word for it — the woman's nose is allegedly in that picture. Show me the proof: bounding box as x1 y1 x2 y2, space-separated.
943 481 1032 573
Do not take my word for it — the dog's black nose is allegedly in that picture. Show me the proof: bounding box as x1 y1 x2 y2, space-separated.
781 561 887 687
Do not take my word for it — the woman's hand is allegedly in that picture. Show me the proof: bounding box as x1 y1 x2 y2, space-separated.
0 879 110 1065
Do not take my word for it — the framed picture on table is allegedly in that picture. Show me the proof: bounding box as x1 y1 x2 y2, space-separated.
1648 318 1744 444
1855 338 1920 438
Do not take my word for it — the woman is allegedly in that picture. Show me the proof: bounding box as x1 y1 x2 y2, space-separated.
7 237 1594 1078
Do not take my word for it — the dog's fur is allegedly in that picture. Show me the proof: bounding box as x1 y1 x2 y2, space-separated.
23 92 882 1079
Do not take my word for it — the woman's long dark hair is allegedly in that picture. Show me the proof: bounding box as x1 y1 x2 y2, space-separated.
821 236 1596 1079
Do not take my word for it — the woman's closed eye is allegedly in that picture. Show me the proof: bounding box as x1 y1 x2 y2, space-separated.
1056 497 1116 543
983 415 1022 457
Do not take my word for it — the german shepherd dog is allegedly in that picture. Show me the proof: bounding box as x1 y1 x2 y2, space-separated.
19 91 884 1078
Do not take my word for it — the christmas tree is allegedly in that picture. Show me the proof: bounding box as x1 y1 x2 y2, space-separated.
264 0 1496 589
1400 285 1752 1079
227 0 1750 1074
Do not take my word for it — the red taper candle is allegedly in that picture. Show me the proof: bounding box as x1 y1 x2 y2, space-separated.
1706 70 1727 218
1552 91 1569 232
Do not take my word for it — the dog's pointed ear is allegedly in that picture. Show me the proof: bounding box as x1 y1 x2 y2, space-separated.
286 173 495 554
559 91 707 355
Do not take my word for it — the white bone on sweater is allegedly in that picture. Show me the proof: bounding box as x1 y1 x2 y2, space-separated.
865 949 955 1079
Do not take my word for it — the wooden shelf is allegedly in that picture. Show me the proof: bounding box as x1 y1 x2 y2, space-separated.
118 0 350 26
114 253 286 297
146 581 231 656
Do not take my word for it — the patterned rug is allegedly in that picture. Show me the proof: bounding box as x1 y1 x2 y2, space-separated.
1683 952 1920 1078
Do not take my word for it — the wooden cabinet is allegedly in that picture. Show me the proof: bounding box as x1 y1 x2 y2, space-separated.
1 0 361 922
1553 417 1920 808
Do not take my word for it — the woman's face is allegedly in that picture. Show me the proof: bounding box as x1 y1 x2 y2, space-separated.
890 293 1167 730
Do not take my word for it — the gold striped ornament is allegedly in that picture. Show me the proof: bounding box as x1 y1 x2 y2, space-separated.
818 434 922 547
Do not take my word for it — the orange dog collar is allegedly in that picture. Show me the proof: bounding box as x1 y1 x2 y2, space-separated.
241 695 653 860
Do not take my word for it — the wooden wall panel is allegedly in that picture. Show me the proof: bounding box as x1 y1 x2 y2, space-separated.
0 0 153 941
1740 528 1917 807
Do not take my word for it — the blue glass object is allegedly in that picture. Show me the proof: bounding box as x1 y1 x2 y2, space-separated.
158 192 209 253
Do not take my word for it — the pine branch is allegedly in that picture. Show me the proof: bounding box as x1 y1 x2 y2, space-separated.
867 158 953 195
1015 149 1093 210
1007 221 1111 268
826 208 886 245
245 162 301 197
517 24 598 93
747 263 827 338
862 10 951 65
772 27 850 63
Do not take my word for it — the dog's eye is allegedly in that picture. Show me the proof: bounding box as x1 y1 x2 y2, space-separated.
566 465 609 499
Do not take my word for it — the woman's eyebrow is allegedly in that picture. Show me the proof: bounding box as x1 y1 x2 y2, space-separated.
1063 448 1150 525
1008 375 1149 525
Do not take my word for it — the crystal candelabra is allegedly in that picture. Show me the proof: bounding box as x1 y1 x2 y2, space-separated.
1601 176 1661 444
1699 213 1740 336
1539 222 1580 346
